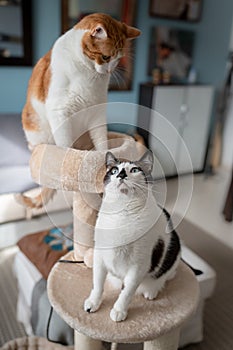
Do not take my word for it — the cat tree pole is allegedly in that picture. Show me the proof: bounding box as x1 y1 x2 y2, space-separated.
30 132 199 350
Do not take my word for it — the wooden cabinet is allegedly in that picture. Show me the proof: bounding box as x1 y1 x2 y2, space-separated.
138 84 214 178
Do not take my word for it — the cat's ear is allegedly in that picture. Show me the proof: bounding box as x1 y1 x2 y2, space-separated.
106 152 119 168
138 150 154 173
91 25 107 39
123 24 141 40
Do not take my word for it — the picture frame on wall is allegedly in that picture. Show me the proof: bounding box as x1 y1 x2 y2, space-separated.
148 26 195 83
149 0 202 22
0 0 32 66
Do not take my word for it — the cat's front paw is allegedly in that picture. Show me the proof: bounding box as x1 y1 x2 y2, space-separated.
110 307 127 322
84 297 101 313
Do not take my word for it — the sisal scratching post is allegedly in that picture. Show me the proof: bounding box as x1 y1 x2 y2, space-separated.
73 191 101 266
143 328 180 350
30 131 145 347
30 132 145 267
75 331 102 350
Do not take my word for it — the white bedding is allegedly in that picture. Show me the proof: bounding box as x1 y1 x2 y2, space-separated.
0 188 73 224
14 251 42 335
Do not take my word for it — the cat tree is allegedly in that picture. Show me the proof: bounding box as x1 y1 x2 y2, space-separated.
29 131 200 350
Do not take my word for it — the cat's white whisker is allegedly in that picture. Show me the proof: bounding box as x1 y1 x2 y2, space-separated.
111 69 127 89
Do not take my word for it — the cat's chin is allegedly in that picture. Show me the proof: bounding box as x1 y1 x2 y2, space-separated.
119 188 129 195
117 182 129 195
95 67 110 75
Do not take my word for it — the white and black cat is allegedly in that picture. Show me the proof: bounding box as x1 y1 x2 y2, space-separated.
84 150 181 322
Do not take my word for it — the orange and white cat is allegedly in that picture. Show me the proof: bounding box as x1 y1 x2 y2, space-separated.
16 13 140 208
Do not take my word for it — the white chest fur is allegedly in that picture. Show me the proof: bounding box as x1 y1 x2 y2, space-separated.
35 28 110 148
85 186 179 322
95 190 163 249
48 28 110 110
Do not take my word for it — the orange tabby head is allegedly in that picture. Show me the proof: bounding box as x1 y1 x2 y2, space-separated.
74 13 141 74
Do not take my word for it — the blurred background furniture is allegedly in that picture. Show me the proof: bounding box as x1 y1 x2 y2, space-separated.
138 84 214 178
0 113 72 248
223 167 233 222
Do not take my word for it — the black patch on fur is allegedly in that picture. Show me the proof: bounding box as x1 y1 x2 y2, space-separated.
149 207 181 279
149 239 165 273
161 206 171 220
158 205 173 232
160 207 202 277
104 167 116 185
181 258 203 276
155 230 180 278
116 168 127 179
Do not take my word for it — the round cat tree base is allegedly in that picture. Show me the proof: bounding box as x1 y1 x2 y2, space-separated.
47 251 199 350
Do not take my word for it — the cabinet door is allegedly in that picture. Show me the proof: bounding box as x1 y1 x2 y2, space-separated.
149 86 184 177
179 86 214 173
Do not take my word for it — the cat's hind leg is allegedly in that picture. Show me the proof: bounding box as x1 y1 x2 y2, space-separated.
137 276 164 300
138 262 180 300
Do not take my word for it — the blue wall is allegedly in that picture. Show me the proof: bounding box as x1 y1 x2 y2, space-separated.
0 0 60 113
1 0 233 116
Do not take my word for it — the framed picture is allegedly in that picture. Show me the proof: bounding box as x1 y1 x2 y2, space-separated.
0 0 32 66
148 26 195 83
61 0 138 90
149 0 202 22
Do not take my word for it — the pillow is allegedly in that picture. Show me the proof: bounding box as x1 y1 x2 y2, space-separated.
17 225 73 279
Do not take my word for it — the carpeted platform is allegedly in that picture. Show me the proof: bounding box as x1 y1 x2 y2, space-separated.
0 218 233 349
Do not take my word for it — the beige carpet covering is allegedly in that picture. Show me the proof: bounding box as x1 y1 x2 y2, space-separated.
0 247 26 347
178 219 233 350
47 259 199 344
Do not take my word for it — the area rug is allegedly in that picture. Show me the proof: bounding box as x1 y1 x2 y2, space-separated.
0 218 233 349
178 219 233 350
0 246 26 347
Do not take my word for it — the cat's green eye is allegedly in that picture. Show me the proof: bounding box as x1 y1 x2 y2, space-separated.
110 167 119 175
102 55 111 61
130 167 140 173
